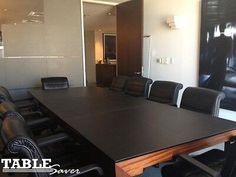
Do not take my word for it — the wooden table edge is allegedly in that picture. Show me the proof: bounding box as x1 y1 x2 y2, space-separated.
115 129 236 177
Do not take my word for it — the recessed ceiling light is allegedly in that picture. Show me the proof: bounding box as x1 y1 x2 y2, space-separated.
107 12 112 15
28 11 44 17
3 9 8 12
28 11 35 16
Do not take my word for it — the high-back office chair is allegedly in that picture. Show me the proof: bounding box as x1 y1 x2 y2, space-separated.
0 94 45 122
0 86 13 101
161 138 236 177
110 76 129 91
0 101 50 132
41 77 69 90
148 81 183 106
124 77 153 97
0 86 36 110
180 87 225 117
0 115 103 177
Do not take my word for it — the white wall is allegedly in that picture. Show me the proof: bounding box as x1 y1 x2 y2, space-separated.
95 31 104 62
144 0 236 120
3 24 44 56
144 0 200 87
0 0 84 98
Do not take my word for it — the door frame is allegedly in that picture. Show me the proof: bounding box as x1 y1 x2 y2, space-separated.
80 0 119 87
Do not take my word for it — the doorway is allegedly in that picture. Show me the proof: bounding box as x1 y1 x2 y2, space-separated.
82 0 144 87
82 2 117 87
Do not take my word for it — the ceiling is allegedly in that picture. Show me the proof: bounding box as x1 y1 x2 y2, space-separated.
83 0 130 32
83 2 117 32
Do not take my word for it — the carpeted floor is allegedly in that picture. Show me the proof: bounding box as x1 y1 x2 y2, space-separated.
139 166 162 177
138 164 172 177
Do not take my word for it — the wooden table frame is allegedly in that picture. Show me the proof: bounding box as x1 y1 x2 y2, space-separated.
115 130 236 177
29 89 236 177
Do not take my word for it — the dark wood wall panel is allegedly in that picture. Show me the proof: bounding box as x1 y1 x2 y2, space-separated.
117 0 143 76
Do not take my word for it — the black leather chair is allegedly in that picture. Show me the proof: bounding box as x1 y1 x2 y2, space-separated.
41 77 69 90
0 115 103 177
0 98 46 121
124 77 153 97
110 76 129 91
0 91 43 118
148 81 183 106
180 87 225 117
0 86 36 110
161 138 236 177
0 101 51 133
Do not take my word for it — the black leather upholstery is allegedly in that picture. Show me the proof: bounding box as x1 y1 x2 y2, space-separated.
148 81 183 106
0 115 103 177
41 77 69 90
221 141 236 177
37 132 69 147
124 77 153 97
0 101 17 118
180 87 225 117
161 149 225 177
110 76 129 91
0 86 13 102
0 86 35 110
0 101 52 136
161 141 236 177
1 116 52 177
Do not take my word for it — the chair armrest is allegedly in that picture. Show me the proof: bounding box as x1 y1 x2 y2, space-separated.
68 164 103 177
37 133 69 147
13 97 33 103
16 102 35 109
26 117 51 127
21 111 43 117
177 154 221 177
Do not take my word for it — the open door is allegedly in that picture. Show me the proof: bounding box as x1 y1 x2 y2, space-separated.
116 0 143 76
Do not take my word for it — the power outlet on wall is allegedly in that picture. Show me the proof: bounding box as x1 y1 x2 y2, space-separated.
156 57 174 64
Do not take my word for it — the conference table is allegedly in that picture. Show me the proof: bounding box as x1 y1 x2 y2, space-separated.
30 87 236 177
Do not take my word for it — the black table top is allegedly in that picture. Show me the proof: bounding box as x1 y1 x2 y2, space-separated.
30 87 236 163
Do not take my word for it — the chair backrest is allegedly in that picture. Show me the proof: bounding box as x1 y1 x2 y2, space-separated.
0 101 18 119
0 86 13 102
221 141 236 177
124 77 153 97
0 93 9 102
41 77 69 90
110 76 129 91
1 115 50 177
180 87 225 117
148 81 183 106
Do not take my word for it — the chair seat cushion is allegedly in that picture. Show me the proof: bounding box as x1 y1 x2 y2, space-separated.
161 149 226 177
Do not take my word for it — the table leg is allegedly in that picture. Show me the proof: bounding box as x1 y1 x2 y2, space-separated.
115 164 133 177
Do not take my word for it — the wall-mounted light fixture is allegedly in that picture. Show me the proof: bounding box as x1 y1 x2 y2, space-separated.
166 16 187 29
